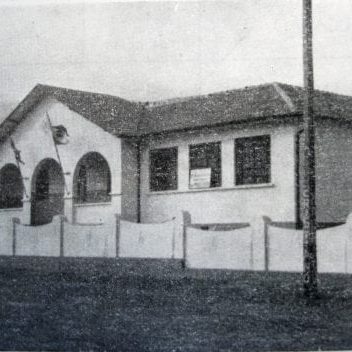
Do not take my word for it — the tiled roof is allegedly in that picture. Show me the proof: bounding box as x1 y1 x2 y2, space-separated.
1 82 352 142
281 83 352 120
141 83 297 134
141 83 352 134
0 84 143 143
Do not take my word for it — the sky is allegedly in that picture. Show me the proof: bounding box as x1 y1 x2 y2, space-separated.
0 0 352 119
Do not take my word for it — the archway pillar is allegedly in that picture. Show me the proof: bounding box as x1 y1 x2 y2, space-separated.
64 196 74 223
22 198 32 225
110 192 122 221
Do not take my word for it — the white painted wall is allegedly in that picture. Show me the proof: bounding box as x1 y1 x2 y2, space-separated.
119 219 177 259
0 97 122 225
0 209 21 255
64 221 116 257
268 225 303 272
15 216 61 257
267 215 352 274
74 202 120 224
140 123 297 224
186 226 254 270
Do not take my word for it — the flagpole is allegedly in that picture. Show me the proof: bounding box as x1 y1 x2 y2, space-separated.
302 0 318 297
46 113 70 195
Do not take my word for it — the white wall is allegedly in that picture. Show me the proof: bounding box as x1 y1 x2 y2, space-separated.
186 226 254 270
0 209 21 255
140 123 297 224
267 225 303 272
15 216 61 257
64 221 116 257
266 216 352 274
119 219 177 259
73 202 120 224
0 97 122 225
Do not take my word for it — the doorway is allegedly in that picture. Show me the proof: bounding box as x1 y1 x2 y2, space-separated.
31 159 65 225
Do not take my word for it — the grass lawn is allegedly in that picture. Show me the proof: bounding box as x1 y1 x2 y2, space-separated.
0 265 352 351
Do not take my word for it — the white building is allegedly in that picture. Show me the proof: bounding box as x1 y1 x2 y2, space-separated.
1 82 352 228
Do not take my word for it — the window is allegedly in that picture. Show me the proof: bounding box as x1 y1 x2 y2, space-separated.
235 135 271 185
73 152 111 203
189 142 221 188
0 164 23 209
150 147 178 192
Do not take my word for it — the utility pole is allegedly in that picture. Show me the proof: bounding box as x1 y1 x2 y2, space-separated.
302 0 318 297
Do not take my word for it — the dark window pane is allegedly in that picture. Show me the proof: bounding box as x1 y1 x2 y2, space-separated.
235 135 271 185
189 142 221 188
150 147 178 191
0 164 23 209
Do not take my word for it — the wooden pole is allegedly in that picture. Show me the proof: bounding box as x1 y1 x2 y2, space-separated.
46 112 70 195
302 0 318 297
115 214 121 258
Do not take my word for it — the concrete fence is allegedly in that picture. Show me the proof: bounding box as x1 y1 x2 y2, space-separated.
2 211 352 274
183 213 266 271
119 219 177 259
184 214 352 273
0 212 187 260
316 216 352 273
263 218 303 272
63 221 116 258
264 214 352 274
9 215 114 258
15 216 62 257
185 225 253 270
0 217 16 256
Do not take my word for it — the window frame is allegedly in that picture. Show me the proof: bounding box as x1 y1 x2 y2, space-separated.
235 134 271 186
149 147 178 192
189 141 222 189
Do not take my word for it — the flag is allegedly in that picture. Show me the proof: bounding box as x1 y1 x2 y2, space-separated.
10 138 25 165
51 125 69 145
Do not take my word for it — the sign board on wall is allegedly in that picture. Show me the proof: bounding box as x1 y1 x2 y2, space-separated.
189 168 211 189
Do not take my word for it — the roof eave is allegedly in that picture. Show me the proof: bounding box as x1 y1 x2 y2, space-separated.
0 85 47 143
136 112 303 138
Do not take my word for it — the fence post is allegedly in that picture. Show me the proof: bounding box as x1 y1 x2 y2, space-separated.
115 214 121 258
172 217 176 260
182 211 191 268
345 213 352 273
263 216 272 272
249 220 254 271
59 215 65 258
12 217 20 257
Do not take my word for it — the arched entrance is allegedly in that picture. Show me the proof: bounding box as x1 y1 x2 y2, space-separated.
31 159 65 225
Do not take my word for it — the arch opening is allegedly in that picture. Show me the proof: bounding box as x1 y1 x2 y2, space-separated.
31 158 65 225
73 152 111 204
0 164 23 209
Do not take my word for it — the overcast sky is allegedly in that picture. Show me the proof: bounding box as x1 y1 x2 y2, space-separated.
0 0 352 118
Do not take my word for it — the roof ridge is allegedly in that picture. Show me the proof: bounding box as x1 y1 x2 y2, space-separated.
146 82 281 108
36 83 142 105
33 82 352 106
